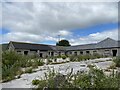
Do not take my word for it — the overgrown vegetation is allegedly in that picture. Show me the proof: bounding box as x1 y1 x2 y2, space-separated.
33 67 119 89
69 53 104 62
2 51 44 82
2 50 115 84
113 57 120 67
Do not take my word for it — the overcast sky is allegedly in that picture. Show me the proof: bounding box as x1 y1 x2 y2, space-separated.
1 2 118 45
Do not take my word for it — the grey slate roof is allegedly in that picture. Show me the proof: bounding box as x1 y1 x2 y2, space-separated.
9 38 119 51
50 46 67 51
66 43 96 51
96 38 118 49
66 38 119 51
10 41 53 51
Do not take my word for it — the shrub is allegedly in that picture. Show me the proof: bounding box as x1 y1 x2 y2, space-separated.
33 67 118 89
69 53 104 62
24 68 33 73
108 63 116 69
69 55 77 62
113 57 120 67
37 59 44 66
93 53 103 59
2 51 21 67
61 55 67 59
2 51 43 82
32 79 40 85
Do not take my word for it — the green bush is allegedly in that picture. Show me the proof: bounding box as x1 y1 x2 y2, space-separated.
2 51 24 82
113 57 120 67
69 55 77 62
2 51 45 82
61 55 67 59
33 67 118 89
93 53 103 59
69 53 104 62
32 79 40 85
37 59 44 66
24 68 33 73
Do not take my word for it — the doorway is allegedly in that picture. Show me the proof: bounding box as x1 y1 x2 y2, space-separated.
112 50 117 57
74 52 77 56
51 52 54 56
58 52 61 56
39 53 43 57
24 51 28 55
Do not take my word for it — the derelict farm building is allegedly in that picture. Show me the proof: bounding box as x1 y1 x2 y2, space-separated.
6 38 120 57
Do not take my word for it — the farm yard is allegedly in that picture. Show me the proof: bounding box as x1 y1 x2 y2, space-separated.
2 51 120 89
1 1 120 89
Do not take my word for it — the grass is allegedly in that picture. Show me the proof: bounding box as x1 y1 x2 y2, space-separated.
24 68 33 73
2 51 44 82
32 67 119 89
69 54 104 62
1 51 113 83
107 63 116 69
32 79 40 85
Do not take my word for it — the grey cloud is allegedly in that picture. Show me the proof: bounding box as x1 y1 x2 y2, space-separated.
2 2 118 43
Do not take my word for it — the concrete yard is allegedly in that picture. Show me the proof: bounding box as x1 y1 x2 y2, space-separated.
2 58 113 88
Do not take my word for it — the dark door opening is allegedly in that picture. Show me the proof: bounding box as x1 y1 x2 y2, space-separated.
80 51 83 55
74 52 77 56
112 50 117 57
39 53 43 57
86 51 90 54
51 52 54 56
24 51 28 55
58 52 61 56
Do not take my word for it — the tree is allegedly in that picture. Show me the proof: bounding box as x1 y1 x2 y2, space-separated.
56 39 71 46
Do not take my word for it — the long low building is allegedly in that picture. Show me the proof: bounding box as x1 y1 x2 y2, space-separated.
5 38 120 57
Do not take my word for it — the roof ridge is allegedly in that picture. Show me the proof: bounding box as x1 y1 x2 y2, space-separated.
97 37 116 44
71 43 96 47
10 41 50 46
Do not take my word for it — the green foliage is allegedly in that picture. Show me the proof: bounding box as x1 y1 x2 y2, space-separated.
37 59 44 66
2 51 44 82
69 54 104 62
93 53 103 59
74 67 118 88
24 68 33 73
38 68 56 88
108 63 116 69
2 51 23 82
56 39 71 46
36 68 74 89
34 67 119 89
69 55 77 62
61 55 67 59
113 57 120 67
2 51 21 67
31 59 44 68
32 79 40 85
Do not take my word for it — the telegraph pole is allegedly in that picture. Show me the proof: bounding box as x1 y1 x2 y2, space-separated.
58 34 61 42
